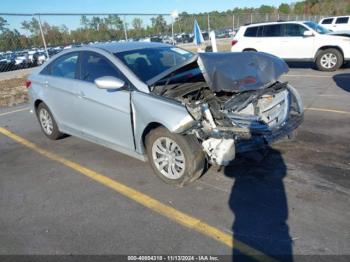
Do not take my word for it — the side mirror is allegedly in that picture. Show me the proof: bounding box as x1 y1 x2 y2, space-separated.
94 76 125 90
303 30 314 37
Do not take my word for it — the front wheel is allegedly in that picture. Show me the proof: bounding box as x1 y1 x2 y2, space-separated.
316 48 343 71
145 127 205 186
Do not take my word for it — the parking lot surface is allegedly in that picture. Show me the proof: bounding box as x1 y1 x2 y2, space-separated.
0 67 350 259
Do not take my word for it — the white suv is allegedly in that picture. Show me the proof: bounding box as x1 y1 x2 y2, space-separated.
231 21 350 71
319 16 350 32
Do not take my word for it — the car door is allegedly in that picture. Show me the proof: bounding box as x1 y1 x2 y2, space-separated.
73 51 134 151
255 24 285 57
280 23 314 59
42 51 82 133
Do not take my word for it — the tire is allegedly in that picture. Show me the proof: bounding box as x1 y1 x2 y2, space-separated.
145 127 205 186
316 48 343 71
243 48 257 52
36 103 64 140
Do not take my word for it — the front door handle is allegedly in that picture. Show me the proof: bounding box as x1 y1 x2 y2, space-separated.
76 90 86 98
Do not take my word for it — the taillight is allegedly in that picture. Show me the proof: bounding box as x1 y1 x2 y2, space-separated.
231 40 238 46
25 80 32 88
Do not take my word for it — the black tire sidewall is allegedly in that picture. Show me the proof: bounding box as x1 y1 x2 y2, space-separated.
145 127 205 186
37 103 63 140
316 49 343 71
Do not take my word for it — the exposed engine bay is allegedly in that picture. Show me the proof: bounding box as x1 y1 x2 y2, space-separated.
151 52 304 166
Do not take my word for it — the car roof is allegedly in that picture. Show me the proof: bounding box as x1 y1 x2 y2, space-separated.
321 16 350 20
91 41 171 53
243 21 308 28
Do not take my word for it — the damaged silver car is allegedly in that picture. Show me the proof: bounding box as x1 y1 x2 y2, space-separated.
28 42 303 185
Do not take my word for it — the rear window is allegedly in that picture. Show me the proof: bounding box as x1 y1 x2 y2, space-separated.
321 18 334 24
335 17 349 24
41 52 79 79
244 26 259 37
262 25 282 37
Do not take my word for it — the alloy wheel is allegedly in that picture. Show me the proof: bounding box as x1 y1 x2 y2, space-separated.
39 108 53 135
151 137 186 179
320 53 337 69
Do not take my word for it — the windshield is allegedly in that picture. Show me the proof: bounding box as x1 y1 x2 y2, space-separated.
304 21 330 34
115 47 194 82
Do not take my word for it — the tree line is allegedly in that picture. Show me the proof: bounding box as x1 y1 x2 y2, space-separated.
0 0 349 51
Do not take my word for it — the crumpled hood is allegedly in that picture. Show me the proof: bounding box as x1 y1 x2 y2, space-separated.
197 52 289 92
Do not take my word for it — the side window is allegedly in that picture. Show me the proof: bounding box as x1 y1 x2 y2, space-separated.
335 17 349 24
244 26 258 37
321 18 334 24
284 24 307 37
262 25 282 37
45 52 79 79
80 52 121 83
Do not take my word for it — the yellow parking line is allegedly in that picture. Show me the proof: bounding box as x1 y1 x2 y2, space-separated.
305 107 350 115
0 107 30 117
0 127 276 262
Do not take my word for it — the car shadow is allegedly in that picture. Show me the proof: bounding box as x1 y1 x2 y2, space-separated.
286 61 316 70
286 61 350 70
333 73 350 92
223 148 293 261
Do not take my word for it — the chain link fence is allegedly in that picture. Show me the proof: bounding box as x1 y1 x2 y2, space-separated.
0 12 330 73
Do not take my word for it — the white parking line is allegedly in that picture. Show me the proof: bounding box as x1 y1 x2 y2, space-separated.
305 107 350 115
285 74 333 78
0 107 30 117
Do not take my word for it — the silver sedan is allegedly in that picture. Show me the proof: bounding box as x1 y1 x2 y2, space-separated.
28 42 303 185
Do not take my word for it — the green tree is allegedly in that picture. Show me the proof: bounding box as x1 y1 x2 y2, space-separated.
258 5 275 13
106 15 124 30
278 3 290 14
80 15 89 28
151 15 167 34
21 18 40 35
0 17 8 33
132 18 143 30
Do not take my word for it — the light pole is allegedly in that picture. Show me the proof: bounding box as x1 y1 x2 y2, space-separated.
37 15 49 58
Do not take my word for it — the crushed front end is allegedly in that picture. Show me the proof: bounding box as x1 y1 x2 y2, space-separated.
185 81 304 165
151 51 304 166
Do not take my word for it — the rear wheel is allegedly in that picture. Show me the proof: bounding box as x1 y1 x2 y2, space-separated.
145 127 205 186
316 48 343 71
37 103 64 140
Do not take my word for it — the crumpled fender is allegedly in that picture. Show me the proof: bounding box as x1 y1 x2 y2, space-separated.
131 91 196 154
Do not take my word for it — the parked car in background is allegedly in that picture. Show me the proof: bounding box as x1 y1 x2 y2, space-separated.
14 51 30 69
28 42 303 185
215 28 232 38
231 21 350 71
175 33 194 43
0 54 15 72
319 16 350 32
33 52 48 65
